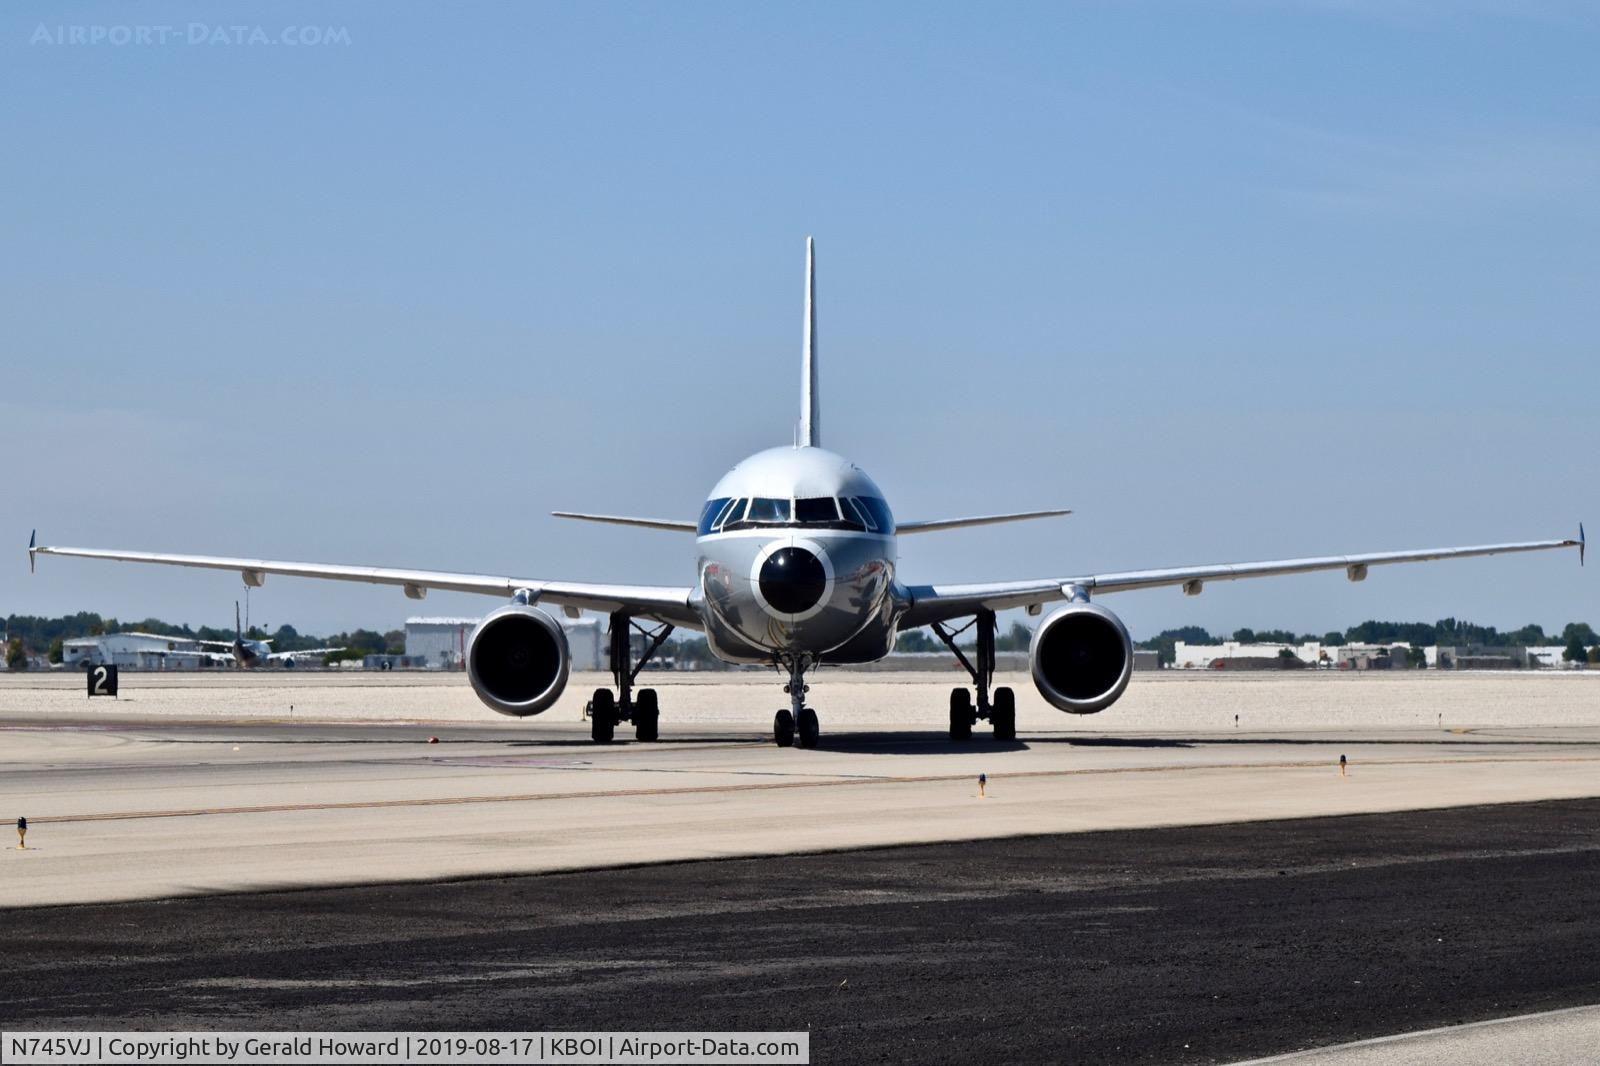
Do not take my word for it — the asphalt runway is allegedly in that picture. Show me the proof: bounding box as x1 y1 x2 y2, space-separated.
5 799 1600 1065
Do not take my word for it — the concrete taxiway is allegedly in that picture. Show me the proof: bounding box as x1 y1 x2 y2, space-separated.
4 671 1600 908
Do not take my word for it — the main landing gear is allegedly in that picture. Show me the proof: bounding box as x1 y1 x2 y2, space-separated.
932 608 1016 742
773 654 820 749
585 614 674 743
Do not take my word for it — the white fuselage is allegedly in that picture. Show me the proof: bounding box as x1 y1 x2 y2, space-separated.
693 446 901 665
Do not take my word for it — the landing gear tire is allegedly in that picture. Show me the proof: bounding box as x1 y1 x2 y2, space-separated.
949 688 974 742
797 707 820 749
991 686 1016 741
774 708 796 747
590 689 616 744
634 688 659 742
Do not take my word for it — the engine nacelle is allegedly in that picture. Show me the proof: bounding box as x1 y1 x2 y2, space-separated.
466 605 570 717
1030 602 1133 714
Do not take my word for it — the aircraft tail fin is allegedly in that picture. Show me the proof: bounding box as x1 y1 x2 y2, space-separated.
799 237 819 448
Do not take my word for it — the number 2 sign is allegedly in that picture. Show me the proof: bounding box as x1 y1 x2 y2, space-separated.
87 664 119 698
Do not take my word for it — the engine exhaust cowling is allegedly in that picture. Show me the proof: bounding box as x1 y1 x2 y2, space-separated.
466 605 570 717
1030 602 1133 714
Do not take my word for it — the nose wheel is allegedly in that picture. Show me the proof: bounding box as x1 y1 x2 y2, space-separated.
797 707 820 748
776 706 821 748
774 655 821 748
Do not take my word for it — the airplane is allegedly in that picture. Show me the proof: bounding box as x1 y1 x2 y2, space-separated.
29 239 1584 747
191 601 344 669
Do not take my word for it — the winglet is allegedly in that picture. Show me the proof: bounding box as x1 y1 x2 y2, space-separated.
1581 522 1586 567
28 530 36 574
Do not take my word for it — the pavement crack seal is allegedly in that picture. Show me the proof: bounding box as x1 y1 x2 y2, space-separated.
30 753 1600 826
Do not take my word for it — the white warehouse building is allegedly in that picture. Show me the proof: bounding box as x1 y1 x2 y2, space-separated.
61 632 210 670
1172 640 1328 669
405 615 604 671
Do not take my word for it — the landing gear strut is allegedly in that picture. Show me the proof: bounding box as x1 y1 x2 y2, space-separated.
774 654 820 748
932 608 1016 742
586 613 674 743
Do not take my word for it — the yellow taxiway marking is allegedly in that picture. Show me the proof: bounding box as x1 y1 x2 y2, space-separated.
29 753 1600 826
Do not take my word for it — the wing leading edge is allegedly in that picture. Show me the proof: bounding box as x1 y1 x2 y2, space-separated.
28 541 700 629
896 509 1072 535
901 531 1583 628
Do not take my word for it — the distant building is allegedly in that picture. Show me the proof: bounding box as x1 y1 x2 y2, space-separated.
1132 649 1161 672
362 653 427 671
1525 646 1582 668
61 632 210 670
566 617 604 672
403 618 476 669
1435 645 1529 670
1336 643 1413 670
1172 641 1330 669
871 651 1029 672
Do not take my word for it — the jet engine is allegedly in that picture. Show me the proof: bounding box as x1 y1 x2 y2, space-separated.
1029 602 1133 714
466 605 571 717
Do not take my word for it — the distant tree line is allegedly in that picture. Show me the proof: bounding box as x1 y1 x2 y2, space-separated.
7 612 1596 672
1 613 405 669
894 622 1033 654
1135 619 1599 666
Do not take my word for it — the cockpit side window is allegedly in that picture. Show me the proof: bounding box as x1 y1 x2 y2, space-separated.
744 497 791 524
794 497 839 526
838 497 871 531
851 496 895 534
711 498 746 532
699 497 734 536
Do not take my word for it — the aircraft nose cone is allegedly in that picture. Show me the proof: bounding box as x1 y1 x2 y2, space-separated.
758 546 827 615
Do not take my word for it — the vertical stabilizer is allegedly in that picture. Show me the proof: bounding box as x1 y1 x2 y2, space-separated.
799 237 819 447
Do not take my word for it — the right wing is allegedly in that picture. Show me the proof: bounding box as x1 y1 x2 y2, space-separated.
901 530 1583 628
551 512 697 533
30 539 700 629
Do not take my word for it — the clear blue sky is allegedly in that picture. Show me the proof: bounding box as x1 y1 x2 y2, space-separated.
3 1 1594 640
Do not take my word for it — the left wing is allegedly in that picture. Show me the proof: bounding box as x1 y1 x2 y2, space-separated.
901 528 1583 628
29 536 701 629
896 509 1071 535
267 646 344 661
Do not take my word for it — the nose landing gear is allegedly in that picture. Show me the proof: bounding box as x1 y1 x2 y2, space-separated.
774 654 820 748
933 608 1016 742
584 614 674 743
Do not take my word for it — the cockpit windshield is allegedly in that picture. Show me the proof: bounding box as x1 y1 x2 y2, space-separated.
745 497 790 524
793 497 839 525
703 495 895 534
